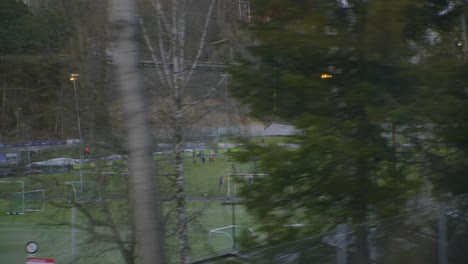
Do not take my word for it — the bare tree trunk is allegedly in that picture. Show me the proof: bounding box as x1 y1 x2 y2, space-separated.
172 1 190 263
142 0 218 263
174 94 189 264
108 0 165 264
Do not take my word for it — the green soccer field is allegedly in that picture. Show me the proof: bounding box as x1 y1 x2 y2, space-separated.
0 152 258 264
0 200 254 264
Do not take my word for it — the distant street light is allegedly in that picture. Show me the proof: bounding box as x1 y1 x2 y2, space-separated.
70 74 82 141
69 73 83 182
320 73 333 79
69 73 82 264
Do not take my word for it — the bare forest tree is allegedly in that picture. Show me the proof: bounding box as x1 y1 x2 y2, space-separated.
4 0 243 263
46 1 243 263
138 0 220 263
137 0 235 263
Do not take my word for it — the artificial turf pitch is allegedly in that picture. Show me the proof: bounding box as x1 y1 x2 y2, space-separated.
0 153 255 264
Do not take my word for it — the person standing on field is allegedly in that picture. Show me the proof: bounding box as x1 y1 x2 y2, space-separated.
218 175 223 194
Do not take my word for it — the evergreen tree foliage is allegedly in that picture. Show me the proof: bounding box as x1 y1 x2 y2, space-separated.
382 2 468 197
0 2 72 140
0 0 29 53
0 0 70 54
414 7 468 196
228 0 455 261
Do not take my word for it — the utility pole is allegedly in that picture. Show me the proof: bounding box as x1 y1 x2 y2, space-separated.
16 108 20 145
16 108 22 166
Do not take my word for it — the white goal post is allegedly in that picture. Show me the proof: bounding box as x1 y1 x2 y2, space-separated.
20 189 45 213
223 173 267 198
0 181 45 214
208 225 255 248
65 181 101 203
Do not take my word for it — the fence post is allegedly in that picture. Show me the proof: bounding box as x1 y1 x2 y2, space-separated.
336 223 348 264
438 202 447 264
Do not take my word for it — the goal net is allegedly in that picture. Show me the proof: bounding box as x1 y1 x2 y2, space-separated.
0 181 45 214
208 225 255 248
11 190 45 213
65 181 101 203
223 173 267 198
0 181 24 214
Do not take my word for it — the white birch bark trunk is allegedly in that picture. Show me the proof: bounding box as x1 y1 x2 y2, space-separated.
147 1 218 263
108 0 165 264
173 3 189 262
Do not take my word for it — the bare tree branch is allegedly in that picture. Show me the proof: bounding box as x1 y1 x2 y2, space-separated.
143 1 222 263
184 0 217 89
181 74 226 108
139 18 167 85
153 0 174 88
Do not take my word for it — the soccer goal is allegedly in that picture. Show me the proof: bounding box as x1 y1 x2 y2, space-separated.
65 181 101 204
11 189 45 214
208 225 255 248
223 173 267 198
0 181 45 214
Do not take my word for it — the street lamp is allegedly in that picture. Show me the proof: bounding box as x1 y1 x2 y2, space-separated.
320 73 333 79
69 73 84 184
70 74 82 141
69 73 81 264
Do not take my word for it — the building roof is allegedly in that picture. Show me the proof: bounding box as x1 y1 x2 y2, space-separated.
257 123 298 137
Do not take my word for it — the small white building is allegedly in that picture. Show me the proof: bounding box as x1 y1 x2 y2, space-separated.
257 123 298 137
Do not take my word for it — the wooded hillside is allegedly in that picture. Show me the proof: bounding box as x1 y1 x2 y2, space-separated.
0 0 254 144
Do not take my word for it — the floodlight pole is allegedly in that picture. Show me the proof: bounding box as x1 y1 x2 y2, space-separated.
70 74 82 141
28 136 31 177
16 107 22 166
16 108 21 145
70 73 83 187
70 73 81 264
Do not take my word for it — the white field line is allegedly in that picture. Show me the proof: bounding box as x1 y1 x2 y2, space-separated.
0 227 83 233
